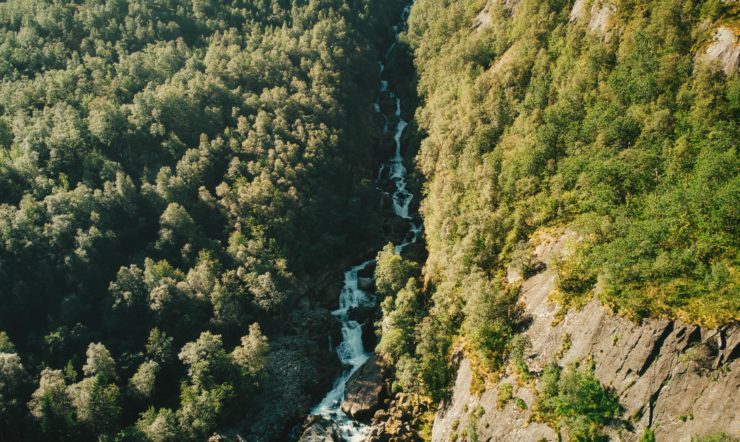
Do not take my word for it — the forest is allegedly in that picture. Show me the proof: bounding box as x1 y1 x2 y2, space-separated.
1 0 738 440
0 0 400 440
369 0 739 425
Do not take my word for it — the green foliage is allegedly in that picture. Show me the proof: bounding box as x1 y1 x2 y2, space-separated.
497 383 513 410
416 316 455 402
0 350 26 433
28 369 76 438
0 0 399 438
640 428 656 442
145 328 175 366
462 272 520 372
407 0 740 352
178 332 232 390
83 343 117 382
691 433 740 442
130 361 159 399
534 363 621 441
510 334 533 382
555 333 572 360
230 323 269 379
0 331 15 353
67 376 121 435
395 0 740 409
176 383 234 440
136 408 179 442
378 278 422 363
375 243 421 297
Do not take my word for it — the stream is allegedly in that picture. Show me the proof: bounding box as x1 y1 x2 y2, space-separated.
308 3 419 441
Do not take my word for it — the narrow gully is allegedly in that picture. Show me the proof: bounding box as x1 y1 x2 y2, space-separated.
308 2 419 441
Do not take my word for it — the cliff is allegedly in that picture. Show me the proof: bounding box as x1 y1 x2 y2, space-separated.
432 231 739 441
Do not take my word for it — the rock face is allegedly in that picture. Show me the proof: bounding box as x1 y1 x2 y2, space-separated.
432 230 740 442
242 305 342 440
472 0 521 32
313 270 345 307
342 354 389 421
700 26 740 75
569 0 615 36
348 305 379 351
298 416 342 442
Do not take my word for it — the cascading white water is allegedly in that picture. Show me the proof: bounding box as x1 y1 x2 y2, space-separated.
387 99 412 219
309 3 419 441
311 259 375 441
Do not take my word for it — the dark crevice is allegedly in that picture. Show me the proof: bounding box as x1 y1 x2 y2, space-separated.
637 321 675 377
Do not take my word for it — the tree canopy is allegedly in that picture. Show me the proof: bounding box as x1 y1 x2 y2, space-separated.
0 0 398 439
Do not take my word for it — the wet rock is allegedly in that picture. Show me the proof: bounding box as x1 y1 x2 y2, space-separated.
379 136 396 159
362 321 378 352
358 262 376 278
342 354 389 421
379 191 393 212
358 276 375 291
348 305 376 324
400 240 427 263
346 304 379 361
384 217 410 238
298 416 342 442
378 176 399 196
312 271 344 307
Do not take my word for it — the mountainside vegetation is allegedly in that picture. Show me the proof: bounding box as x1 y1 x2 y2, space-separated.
373 0 739 413
1 0 738 440
0 0 400 439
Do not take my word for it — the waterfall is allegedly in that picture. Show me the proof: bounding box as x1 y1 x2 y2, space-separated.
309 3 420 440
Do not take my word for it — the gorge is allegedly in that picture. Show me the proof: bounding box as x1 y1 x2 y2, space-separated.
304 3 421 440
0 0 737 441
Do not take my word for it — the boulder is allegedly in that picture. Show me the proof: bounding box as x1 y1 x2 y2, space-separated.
348 305 376 324
342 354 388 421
384 217 410 238
378 176 399 196
400 240 427 263
312 270 344 307
358 262 376 278
358 276 375 291
362 322 378 352
298 416 342 442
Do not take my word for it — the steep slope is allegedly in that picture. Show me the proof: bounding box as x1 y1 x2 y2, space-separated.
366 0 739 440
0 0 399 440
433 230 739 441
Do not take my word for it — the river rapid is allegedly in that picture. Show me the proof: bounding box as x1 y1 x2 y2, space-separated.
308 2 418 441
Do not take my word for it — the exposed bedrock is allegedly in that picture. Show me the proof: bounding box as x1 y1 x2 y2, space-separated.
432 231 739 442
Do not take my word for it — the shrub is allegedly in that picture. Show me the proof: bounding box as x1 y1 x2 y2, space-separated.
534 363 621 441
640 428 656 442
497 383 513 410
